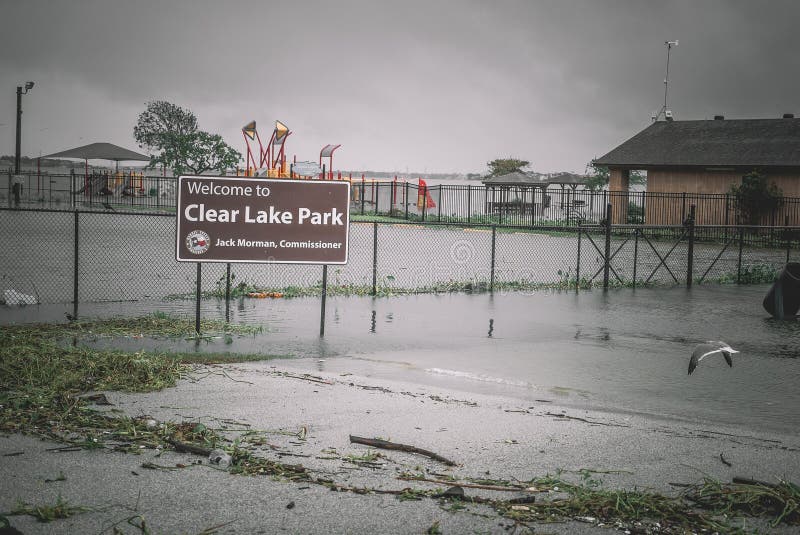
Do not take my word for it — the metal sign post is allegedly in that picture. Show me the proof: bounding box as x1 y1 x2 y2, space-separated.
176 176 350 334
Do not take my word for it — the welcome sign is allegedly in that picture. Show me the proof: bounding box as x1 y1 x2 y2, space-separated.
176 176 350 264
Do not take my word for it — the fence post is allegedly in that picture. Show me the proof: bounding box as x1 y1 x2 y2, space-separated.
633 229 639 288
686 204 695 288
375 182 380 215
737 227 744 284
603 203 612 290
72 210 79 320
225 263 231 323
361 176 365 215
681 192 687 222
724 193 730 241
372 222 378 295
576 222 581 291
438 186 442 222
490 225 497 293
195 263 202 334
786 215 791 264
404 181 409 220
320 265 328 337
467 185 472 224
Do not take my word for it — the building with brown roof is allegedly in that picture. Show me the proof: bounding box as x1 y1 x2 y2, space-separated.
594 115 800 224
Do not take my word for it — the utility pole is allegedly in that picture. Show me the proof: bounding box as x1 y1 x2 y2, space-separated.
15 81 35 174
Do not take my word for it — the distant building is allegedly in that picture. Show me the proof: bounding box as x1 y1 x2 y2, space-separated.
481 171 587 219
594 115 800 224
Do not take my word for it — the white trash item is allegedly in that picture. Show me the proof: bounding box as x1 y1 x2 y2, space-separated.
208 449 232 468
4 289 38 305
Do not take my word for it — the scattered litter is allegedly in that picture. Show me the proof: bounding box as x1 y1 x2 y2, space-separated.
208 449 232 468
510 505 530 511
145 419 158 430
575 516 596 523
3 289 37 305
286 501 295 509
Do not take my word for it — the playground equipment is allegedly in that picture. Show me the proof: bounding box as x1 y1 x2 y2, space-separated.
241 120 292 177
239 118 436 210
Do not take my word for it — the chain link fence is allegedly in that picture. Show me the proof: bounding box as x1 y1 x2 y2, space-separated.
1 207 798 319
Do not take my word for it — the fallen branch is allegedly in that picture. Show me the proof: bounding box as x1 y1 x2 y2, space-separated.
349 435 457 466
398 476 532 492
544 412 629 428
719 452 732 467
276 372 333 385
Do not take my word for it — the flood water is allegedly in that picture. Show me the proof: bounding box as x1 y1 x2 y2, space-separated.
3 283 799 435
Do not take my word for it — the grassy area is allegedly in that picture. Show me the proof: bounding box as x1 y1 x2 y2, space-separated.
0 314 275 455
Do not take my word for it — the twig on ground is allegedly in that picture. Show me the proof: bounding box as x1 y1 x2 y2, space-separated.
544 412 629 428
397 476 531 492
349 435 456 466
276 372 333 385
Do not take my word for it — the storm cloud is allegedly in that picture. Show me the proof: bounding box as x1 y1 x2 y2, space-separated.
1 0 798 174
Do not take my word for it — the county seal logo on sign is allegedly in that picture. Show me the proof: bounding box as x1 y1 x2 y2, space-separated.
185 230 211 255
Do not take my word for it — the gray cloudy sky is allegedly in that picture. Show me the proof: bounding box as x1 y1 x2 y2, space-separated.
1 0 798 174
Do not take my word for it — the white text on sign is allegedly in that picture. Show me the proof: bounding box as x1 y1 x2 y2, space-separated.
184 204 344 226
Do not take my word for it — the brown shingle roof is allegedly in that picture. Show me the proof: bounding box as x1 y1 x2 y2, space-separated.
594 118 800 168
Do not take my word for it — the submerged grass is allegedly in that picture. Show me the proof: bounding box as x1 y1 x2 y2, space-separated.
0 314 285 461
8 495 89 523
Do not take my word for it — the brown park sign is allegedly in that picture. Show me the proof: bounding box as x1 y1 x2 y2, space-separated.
176 176 350 264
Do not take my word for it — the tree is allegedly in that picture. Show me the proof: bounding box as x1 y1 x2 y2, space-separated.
730 170 784 225
486 158 530 177
584 161 646 191
150 131 242 176
134 101 198 152
133 100 241 175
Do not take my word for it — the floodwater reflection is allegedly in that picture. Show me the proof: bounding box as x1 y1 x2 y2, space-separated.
2 284 798 434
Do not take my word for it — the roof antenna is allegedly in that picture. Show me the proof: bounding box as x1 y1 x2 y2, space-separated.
652 40 678 122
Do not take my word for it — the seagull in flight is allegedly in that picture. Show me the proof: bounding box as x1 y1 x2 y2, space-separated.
688 341 739 375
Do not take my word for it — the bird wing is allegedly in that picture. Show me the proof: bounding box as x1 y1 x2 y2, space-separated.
722 351 733 367
688 346 723 375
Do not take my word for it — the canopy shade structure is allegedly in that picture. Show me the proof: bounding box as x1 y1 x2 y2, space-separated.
43 142 150 162
43 142 150 174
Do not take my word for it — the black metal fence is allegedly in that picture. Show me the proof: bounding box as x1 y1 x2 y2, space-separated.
7 170 800 229
4 170 177 211
1 206 798 322
351 182 800 228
